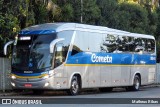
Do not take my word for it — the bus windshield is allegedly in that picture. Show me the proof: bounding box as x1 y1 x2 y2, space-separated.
12 34 57 71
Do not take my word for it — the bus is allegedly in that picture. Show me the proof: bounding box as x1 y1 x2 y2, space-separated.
4 23 156 95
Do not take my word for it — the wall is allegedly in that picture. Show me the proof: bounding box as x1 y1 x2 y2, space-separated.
0 58 12 91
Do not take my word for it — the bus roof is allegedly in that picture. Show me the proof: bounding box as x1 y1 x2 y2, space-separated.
19 23 154 39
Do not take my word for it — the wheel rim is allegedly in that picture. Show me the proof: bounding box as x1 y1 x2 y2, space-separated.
135 78 140 90
71 80 79 94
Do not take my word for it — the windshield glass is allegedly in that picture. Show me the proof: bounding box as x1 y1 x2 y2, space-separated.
12 34 57 71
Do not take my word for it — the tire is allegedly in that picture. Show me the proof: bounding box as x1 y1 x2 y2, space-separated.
127 75 140 91
68 76 80 96
99 87 113 92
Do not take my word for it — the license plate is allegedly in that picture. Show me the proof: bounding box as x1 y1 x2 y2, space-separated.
24 84 32 87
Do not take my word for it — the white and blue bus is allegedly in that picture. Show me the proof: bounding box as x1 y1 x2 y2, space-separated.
4 23 156 95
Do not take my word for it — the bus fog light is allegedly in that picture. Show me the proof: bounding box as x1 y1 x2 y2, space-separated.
44 82 49 87
11 82 15 87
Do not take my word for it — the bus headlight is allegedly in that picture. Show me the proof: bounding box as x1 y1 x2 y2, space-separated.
48 70 55 76
42 75 49 79
11 75 16 80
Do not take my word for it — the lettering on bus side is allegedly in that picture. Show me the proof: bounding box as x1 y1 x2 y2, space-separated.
150 56 156 61
91 53 112 63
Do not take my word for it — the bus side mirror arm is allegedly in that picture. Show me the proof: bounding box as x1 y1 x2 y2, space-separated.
50 38 65 53
4 41 14 55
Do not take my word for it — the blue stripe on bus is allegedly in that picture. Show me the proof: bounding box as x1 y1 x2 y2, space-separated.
12 72 45 76
19 30 56 35
66 52 156 65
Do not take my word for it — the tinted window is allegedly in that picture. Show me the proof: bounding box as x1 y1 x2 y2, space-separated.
128 37 135 52
71 31 88 55
134 38 143 52
57 31 73 58
147 39 155 53
101 34 117 53
71 45 82 55
88 32 102 52
71 31 155 54
116 36 129 52
133 38 155 53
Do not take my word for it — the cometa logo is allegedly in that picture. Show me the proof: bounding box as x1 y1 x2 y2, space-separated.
91 53 112 63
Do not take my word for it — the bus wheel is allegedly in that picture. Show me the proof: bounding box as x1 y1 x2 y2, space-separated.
127 75 140 91
68 76 80 96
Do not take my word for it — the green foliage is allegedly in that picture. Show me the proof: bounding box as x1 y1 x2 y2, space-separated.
116 3 148 33
82 0 100 24
28 1 48 24
55 0 100 24
59 3 74 22
0 0 56 57
97 0 149 34
97 0 118 26
156 8 160 37
0 0 160 57
0 0 20 56
146 11 158 35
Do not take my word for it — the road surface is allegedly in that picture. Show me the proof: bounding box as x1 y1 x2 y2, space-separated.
0 85 160 107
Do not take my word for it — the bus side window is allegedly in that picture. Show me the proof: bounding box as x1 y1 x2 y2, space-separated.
102 34 117 53
141 38 148 53
147 39 155 53
117 36 129 52
134 38 144 52
54 43 65 68
128 37 135 52
71 45 82 56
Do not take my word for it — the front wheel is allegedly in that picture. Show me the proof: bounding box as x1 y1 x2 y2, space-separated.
127 75 140 91
68 76 80 96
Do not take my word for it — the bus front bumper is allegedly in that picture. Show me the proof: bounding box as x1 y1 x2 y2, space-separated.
10 76 68 90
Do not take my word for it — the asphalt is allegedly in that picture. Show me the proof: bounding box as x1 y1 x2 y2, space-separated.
0 84 159 97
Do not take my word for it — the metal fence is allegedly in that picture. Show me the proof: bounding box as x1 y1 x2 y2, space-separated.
0 58 160 91
0 58 12 91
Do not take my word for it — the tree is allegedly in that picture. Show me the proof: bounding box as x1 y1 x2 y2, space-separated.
97 0 118 26
0 0 20 57
118 3 149 33
54 0 100 24
156 8 160 62
82 0 100 24
0 0 57 57
156 8 160 38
